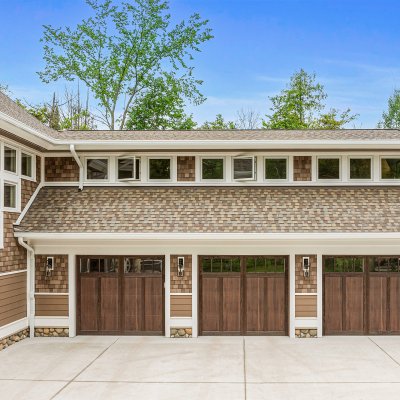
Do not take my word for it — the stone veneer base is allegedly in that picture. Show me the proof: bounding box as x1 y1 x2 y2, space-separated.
0 328 30 351
35 327 69 337
170 328 192 338
295 328 318 338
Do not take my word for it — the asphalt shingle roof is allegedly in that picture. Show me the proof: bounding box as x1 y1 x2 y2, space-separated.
15 186 400 234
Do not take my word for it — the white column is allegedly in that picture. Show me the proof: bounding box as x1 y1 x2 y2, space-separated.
29 249 35 338
317 253 323 338
68 254 76 337
164 253 171 338
192 253 198 338
289 253 296 338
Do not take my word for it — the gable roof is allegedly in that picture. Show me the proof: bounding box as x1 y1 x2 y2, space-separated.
15 186 400 234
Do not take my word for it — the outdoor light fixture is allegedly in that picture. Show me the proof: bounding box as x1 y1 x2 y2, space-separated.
302 257 310 278
177 257 185 277
45 257 54 277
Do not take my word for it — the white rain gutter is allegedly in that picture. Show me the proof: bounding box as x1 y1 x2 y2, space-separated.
18 238 35 339
69 144 84 190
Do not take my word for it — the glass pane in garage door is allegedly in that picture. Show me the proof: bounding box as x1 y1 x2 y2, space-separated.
369 257 400 272
202 257 240 273
80 257 119 273
124 257 163 274
324 257 364 273
246 257 286 273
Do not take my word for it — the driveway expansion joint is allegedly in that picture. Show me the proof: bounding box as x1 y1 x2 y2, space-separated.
368 337 400 368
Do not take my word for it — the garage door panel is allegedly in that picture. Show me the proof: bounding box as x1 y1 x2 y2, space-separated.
222 277 241 333
100 277 120 332
246 276 263 332
324 276 343 333
265 276 286 333
124 277 143 332
201 277 220 332
80 277 98 332
368 276 387 333
344 276 364 333
389 276 400 333
144 277 163 332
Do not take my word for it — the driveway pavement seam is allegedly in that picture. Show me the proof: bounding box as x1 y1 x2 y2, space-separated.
49 337 120 400
368 337 400 368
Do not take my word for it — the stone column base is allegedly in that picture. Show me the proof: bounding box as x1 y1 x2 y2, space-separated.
35 327 69 337
170 328 192 338
295 328 317 338
0 328 30 351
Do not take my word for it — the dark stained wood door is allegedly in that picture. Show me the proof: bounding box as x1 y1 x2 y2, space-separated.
199 256 288 335
77 256 164 335
324 256 400 335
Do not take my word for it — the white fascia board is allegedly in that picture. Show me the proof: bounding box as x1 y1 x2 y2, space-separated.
14 232 400 241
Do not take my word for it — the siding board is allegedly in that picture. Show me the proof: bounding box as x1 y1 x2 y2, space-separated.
295 295 317 318
35 294 69 317
170 295 192 317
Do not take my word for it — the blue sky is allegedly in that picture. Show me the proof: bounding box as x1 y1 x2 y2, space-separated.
1 0 400 127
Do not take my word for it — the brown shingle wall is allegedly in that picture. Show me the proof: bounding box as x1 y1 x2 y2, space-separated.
35 255 68 293
295 255 317 293
170 255 192 293
45 157 79 182
293 156 312 181
0 213 27 274
177 156 195 181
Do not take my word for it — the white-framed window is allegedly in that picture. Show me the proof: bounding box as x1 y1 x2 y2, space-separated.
348 156 372 180
3 181 17 210
264 157 288 181
148 157 172 181
201 157 225 181
232 156 256 181
317 156 341 180
117 156 141 181
3 145 17 174
380 157 400 180
21 152 34 179
86 158 109 181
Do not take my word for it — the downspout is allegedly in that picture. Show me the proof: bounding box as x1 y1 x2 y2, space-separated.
18 238 35 339
69 144 84 190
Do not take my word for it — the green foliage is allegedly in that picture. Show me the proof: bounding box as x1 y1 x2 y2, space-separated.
0 84 10 95
263 69 357 129
200 114 236 130
378 89 400 128
38 0 213 130
126 74 196 130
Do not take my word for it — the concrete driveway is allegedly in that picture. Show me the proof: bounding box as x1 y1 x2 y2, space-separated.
1 336 400 400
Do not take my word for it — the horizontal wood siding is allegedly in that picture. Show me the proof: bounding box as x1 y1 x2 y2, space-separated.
170 295 192 317
0 272 27 327
295 295 317 318
35 294 69 317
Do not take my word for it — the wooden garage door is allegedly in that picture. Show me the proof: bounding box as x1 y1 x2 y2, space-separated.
199 256 288 335
77 256 164 335
324 256 400 335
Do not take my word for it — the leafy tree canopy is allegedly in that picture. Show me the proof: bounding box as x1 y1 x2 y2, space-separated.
38 0 213 130
200 114 236 130
262 69 358 129
378 89 400 129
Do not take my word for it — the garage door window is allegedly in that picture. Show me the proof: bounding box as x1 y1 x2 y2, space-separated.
369 257 400 272
324 257 364 273
80 257 119 273
202 257 240 273
246 257 285 273
124 257 163 274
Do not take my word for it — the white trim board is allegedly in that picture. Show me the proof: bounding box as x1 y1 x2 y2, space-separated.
0 269 27 277
0 317 28 340
34 317 69 327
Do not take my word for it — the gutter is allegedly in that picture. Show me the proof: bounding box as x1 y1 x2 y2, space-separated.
18 238 35 339
69 144 84 190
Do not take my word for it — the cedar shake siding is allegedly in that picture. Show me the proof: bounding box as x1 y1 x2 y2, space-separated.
177 156 195 181
170 255 192 293
293 156 312 181
16 186 400 234
35 255 68 293
45 157 79 182
295 255 317 293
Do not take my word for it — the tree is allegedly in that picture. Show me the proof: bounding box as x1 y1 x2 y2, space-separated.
0 84 10 95
378 89 400 128
200 114 236 130
17 88 96 130
126 75 196 130
235 108 261 129
39 0 213 130
262 69 357 129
